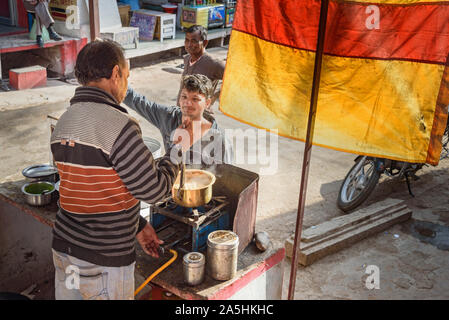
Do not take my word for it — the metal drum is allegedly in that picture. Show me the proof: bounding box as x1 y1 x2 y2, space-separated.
183 252 205 286
143 137 162 159
207 230 239 281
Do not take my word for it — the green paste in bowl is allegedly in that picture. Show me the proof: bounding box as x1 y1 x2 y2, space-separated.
24 182 54 194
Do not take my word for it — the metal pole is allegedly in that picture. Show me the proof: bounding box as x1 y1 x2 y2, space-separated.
88 0 100 42
287 0 329 300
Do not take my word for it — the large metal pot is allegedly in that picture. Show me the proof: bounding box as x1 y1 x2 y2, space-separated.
171 169 216 208
21 181 56 206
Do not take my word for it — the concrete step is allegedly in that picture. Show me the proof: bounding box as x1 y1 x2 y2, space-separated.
285 198 412 266
302 198 405 243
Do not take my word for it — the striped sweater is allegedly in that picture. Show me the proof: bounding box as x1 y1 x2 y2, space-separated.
50 86 179 267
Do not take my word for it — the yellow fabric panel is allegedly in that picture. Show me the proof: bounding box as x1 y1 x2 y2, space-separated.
220 30 445 163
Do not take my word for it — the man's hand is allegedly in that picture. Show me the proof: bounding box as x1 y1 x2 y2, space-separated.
136 223 164 258
172 116 193 152
181 115 192 130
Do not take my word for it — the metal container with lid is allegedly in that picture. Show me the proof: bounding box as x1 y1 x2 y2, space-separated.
207 230 239 281
183 252 205 286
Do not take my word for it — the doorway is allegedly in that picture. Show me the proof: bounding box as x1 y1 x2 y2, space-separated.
0 0 17 26
0 0 28 37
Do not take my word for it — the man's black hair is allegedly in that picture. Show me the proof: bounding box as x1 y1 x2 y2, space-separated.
74 39 126 85
185 25 208 41
181 74 213 99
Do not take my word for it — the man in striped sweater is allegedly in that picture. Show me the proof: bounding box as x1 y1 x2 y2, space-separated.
50 40 180 300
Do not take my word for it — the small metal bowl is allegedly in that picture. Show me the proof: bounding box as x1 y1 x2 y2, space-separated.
21 181 56 206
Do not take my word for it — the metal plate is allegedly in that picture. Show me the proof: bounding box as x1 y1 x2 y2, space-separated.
22 164 58 179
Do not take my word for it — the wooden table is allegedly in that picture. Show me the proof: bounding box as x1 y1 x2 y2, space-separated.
0 178 285 300
135 239 284 300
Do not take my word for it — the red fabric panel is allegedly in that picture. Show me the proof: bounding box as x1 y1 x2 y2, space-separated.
233 0 321 51
233 0 449 64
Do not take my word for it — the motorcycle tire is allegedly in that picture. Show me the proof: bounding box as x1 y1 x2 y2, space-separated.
337 157 381 213
441 123 449 160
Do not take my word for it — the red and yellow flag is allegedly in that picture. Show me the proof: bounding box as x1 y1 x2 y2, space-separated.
220 0 449 165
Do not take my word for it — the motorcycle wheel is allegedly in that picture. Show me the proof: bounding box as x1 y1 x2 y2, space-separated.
337 156 381 213
441 124 449 160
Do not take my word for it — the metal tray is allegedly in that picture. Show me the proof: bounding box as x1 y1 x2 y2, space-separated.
22 164 58 179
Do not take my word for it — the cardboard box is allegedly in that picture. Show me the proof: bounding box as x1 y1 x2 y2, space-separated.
118 4 131 27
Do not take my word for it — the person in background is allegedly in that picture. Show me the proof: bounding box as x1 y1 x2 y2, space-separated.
50 39 180 300
124 74 233 166
23 0 62 47
176 25 225 110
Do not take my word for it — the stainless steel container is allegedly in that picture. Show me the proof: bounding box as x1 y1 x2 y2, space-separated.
143 137 162 159
21 181 56 206
207 230 239 281
183 252 205 286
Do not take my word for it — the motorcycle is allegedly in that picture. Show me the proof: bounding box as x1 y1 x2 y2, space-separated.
337 120 449 213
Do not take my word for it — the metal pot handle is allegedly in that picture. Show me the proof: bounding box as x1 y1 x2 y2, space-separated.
177 158 186 201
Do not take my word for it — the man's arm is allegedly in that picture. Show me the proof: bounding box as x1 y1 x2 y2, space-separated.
109 120 180 235
210 59 226 106
110 120 180 205
213 58 226 80
110 120 182 258
123 87 179 130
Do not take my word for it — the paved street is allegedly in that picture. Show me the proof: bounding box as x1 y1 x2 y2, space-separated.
1 47 448 299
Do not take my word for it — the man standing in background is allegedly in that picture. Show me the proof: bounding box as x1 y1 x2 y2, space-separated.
177 25 225 110
23 0 62 47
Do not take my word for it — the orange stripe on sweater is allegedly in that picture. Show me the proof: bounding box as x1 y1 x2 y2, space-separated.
60 179 124 192
56 162 140 214
56 163 123 184
60 198 139 214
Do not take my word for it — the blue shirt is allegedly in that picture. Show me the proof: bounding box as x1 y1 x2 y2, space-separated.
123 87 233 165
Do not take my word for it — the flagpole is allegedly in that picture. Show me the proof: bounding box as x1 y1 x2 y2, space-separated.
287 0 329 300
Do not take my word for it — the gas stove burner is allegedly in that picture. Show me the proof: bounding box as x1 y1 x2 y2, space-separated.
155 196 227 213
152 196 229 228
150 195 231 252
157 198 179 211
201 199 219 211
